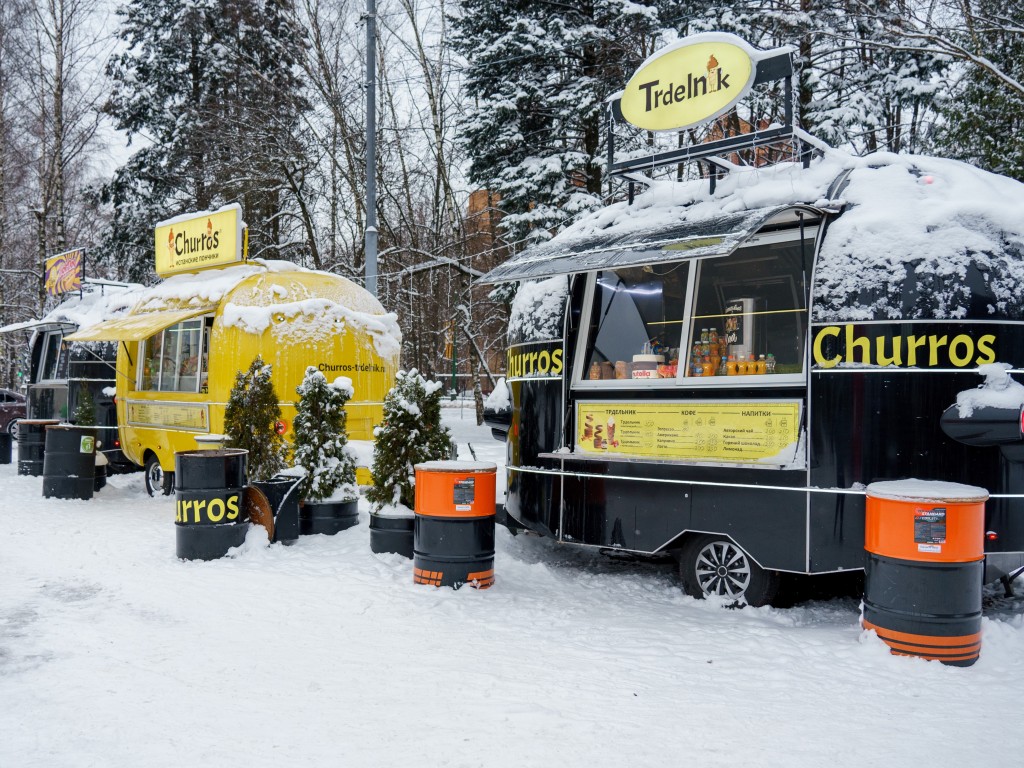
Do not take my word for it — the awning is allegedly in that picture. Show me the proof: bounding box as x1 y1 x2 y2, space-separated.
479 205 822 284
0 319 77 335
64 308 210 342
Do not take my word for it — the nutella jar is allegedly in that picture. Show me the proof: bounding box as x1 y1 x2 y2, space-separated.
631 353 664 379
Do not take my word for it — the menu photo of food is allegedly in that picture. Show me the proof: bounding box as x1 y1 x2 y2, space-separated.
580 412 619 450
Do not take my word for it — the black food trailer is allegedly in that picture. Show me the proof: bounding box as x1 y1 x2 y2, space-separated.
0 283 140 472
481 37 1024 606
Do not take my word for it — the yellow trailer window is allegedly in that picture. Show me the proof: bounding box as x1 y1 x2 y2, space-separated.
140 318 205 393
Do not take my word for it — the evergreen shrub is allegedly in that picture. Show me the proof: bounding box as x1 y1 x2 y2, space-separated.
366 369 452 512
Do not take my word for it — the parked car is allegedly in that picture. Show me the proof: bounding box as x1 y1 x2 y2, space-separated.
0 388 26 437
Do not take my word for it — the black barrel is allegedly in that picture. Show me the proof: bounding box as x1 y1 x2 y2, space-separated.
174 449 249 560
299 499 359 536
369 513 414 558
252 475 302 545
17 419 59 476
42 425 98 501
413 461 497 589
0 432 11 464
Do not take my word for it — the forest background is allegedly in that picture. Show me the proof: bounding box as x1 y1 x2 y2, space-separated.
0 0 1021 396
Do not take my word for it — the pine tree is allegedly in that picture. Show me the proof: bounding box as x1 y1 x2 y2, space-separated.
98 0 311 278
935 0 1024 180
72 382 96 426
223 356 287 482
452 0 668 243
292 366 357 503
366 369 452 512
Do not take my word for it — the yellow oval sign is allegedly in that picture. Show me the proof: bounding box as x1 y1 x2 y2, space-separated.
621 35 756 132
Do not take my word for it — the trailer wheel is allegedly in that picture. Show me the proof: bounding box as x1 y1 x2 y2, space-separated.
679 535 779 607
144 454 172 497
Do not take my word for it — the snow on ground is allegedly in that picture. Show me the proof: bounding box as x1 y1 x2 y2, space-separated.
2 408 1023 767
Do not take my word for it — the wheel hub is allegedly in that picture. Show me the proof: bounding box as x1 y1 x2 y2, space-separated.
695 540 752 598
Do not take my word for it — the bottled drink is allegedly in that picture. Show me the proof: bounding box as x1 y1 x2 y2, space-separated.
700 328 709 344
726 355 737 376
756 354 767 375
766 353 776 374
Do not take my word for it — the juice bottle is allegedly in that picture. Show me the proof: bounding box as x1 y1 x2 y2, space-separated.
766 353 776 373
756 354 767 375
709 328 719 346
736 355 748 375
700 328 709 344
726 355 737 375
702 359 715 376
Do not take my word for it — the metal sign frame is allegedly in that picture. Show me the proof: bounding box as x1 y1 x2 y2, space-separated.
607 49 811 197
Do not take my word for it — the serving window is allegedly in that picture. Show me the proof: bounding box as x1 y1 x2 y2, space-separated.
581 264 689 382
576 229 812 387
139 318 208 393
686 238 808 377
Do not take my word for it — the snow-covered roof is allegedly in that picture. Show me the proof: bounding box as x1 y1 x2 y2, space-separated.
482 150 1024 322
106 259 402 361
0 283 142 336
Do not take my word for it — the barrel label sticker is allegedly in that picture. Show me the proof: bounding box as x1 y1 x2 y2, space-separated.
453 479 475 505
80 436 95 454
176 493 242 525
914 508 946 544
918 544 942 553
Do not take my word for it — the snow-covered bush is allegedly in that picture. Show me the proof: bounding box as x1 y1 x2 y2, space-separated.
366 369 452 512
292 366 357 503
223 356 287 482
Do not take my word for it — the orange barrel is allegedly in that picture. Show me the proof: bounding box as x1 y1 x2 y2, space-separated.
413 461 497 589
862 480 987 667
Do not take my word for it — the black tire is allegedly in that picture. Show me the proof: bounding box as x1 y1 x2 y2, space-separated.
6 418 19 439
679 534 780 607
144 454 173 497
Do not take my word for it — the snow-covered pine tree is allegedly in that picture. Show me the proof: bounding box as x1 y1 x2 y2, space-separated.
935 0 1024 180
680 1 946 156
366 369 452 512
292 366 357 503
223 356 287 482
452 0 668 243
100 0 310 279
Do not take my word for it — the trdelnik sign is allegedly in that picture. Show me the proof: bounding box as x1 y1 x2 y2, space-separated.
619 33 790 132
154 203 247 277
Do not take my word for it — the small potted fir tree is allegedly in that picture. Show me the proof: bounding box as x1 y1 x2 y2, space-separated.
223 356 288 481
292 365 359 535
366 369 452 557
71 381 109 492
220 357 292 542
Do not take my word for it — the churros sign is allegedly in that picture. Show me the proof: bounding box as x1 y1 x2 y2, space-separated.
154 204 245 277
44 248 84 296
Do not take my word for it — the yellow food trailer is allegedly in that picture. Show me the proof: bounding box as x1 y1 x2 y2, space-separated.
67 205 400 494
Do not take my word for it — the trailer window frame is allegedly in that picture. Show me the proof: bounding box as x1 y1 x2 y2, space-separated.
137 316 211 394
572 226 816 390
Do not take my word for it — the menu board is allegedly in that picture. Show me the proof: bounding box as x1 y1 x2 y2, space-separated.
127 400 209 431
575 399 801 464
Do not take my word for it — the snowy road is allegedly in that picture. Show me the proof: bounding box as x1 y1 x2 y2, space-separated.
1 408 1022 767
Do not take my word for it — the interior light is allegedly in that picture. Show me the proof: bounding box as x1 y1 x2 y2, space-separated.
986 531 999 542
